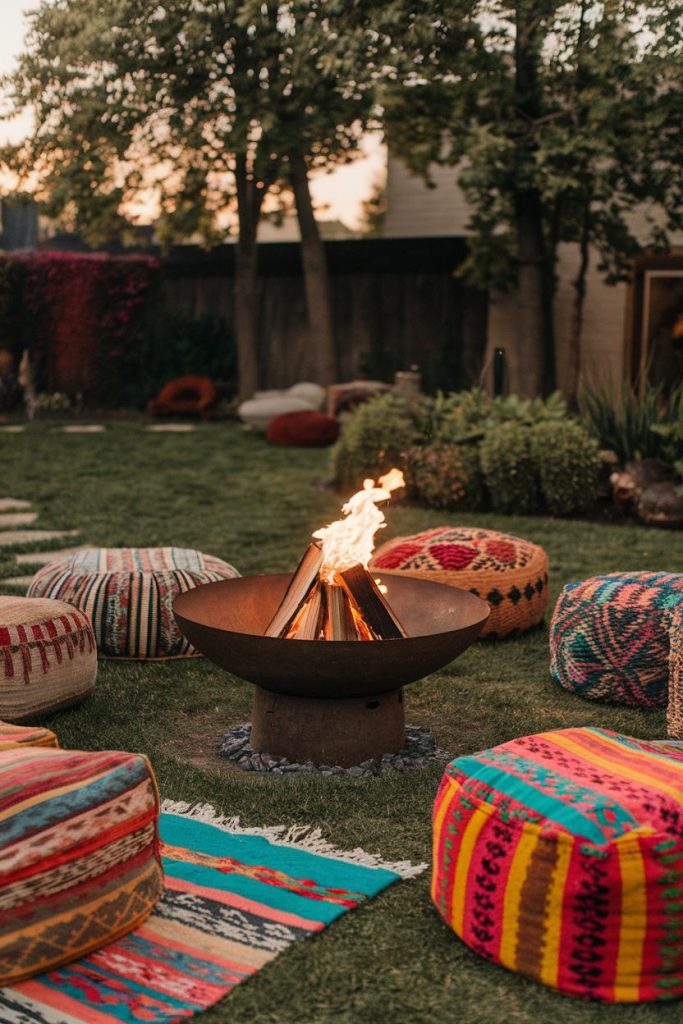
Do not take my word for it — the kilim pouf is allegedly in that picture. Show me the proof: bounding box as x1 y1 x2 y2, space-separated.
0 744 163 985
370 526 549 638
667 607 683 738
0 720 58 749
550 572 683 709
28 547 240 659
432 727 683 1002
0 596 96 722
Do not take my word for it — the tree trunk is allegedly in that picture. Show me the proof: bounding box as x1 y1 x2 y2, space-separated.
513 2 554 396
515 189 548 396
567 202 591 402
289 150 337 385
234 153 264 401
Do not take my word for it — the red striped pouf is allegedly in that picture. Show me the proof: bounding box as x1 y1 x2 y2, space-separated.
432 727 683 1002
0 742 163 985
0 720 59 748
0 596 97 722
28 547 240 659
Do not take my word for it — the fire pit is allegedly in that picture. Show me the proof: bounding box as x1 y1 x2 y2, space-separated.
173 471 490 767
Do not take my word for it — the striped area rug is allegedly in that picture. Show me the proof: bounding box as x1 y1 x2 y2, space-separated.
0 802 424 1023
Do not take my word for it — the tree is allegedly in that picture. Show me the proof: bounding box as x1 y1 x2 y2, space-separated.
2 0 374 398
365 0 683 396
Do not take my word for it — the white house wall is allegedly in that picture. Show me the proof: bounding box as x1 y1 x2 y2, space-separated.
384 155 628 391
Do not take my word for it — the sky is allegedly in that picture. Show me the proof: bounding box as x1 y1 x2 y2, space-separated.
0 0 384 229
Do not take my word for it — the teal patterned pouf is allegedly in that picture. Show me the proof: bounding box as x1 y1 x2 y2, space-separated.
550 572 683 708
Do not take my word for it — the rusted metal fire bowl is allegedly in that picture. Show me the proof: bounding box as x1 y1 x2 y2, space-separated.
173 572 490 699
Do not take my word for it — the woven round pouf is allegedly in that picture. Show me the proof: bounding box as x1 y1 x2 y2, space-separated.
668 607 683 738
370 526 549 638
0 596 97 721
550 572 683 709
28 547 240 659
432 727 683 1002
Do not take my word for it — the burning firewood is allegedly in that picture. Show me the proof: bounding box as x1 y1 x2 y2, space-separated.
265 470 408 641
337 565 405 640
265 543 324 638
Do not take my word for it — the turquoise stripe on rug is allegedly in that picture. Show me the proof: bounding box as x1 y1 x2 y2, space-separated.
0 804 425 1024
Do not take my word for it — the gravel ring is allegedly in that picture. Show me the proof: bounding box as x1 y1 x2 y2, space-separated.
218 723 450 775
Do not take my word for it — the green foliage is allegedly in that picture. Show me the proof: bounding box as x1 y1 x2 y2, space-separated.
530 420 600 517
405 443 485 511
0 375 21 412
579 378 683 464
101 314 236 409
329 394 424 488
479 422 540 515
3 0 374 244
334 386 600 516
427 387 567 445
372 0 683 292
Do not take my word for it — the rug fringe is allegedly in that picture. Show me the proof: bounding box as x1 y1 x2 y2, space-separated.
160 799 427 879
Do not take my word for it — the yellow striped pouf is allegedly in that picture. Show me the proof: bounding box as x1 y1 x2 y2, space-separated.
0 596 97 722
432 727 683 1001
28 547 240 659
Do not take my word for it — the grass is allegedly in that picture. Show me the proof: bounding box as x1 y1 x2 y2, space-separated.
2 421 682 1024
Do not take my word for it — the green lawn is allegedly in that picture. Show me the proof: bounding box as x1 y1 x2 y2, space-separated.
2 422 682 1024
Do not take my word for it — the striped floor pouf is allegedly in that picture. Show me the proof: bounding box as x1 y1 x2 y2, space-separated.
432 727 683 1002
370 526 549 638
28 547 240 659
0 721 58 748
0 596 97 722
0 744 164 986
550 572 683 708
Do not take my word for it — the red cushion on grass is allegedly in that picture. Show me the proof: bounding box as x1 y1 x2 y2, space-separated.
267 410 340 447
148 375 217 417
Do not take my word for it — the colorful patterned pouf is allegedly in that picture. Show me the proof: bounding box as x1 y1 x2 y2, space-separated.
0 596 97 722
371 526 549 638
28 547 240 659
0 720 59 748
432 727 683 1002
667 607 683 738
550 572 683 709
0 743 163 986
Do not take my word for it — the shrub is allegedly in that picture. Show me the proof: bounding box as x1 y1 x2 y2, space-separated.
579 377 683 464
530 420 600 516
405 443 485 511
427 387 567 445
330 394 424 487
102 312 236 408
479 422 540 514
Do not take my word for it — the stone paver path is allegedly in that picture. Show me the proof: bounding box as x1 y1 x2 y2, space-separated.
146 423 196 432
0 512 38 528
0 575 34 590
61 425 106 433
15 544 93 566
0 499 32 511
0 529 79 548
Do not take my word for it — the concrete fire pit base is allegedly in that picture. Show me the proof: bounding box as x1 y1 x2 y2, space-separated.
219 722 448 776
250 686 405 768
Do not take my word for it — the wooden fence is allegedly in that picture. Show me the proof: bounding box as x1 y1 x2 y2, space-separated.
157 237 488 393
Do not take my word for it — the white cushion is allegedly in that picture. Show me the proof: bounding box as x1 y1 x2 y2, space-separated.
287 382 326 410
238 395 317 429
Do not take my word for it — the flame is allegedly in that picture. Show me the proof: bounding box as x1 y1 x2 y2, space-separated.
312 469 404 584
